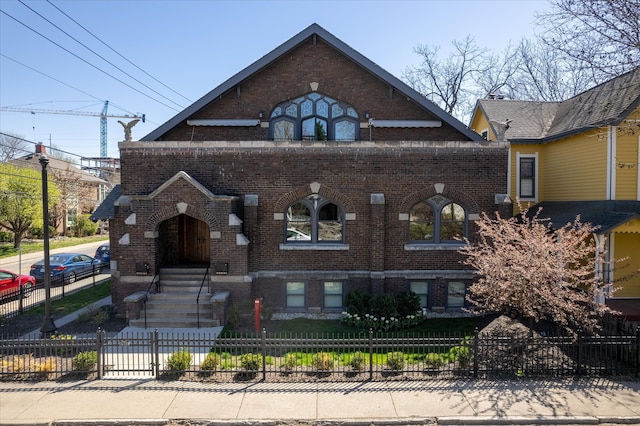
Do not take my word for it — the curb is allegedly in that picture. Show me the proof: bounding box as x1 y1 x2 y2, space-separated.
3 418 634 426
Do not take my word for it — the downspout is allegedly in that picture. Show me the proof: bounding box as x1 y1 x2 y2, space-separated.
607 126 617 200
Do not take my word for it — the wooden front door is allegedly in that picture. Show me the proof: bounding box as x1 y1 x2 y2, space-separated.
178 215 210 265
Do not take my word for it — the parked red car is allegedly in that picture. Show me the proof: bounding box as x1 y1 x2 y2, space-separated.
0 269 36 302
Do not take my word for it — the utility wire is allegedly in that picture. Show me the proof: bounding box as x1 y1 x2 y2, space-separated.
0 54 103 104
0 135 124 180
47 0 193 105
0 54 138 117
18 0 186 110
0 9 181 112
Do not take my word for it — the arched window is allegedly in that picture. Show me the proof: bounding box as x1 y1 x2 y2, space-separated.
409 195 466 243
270 93 359 141
286 195 344 243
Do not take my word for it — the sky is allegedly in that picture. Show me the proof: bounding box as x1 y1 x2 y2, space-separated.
0 0 546 163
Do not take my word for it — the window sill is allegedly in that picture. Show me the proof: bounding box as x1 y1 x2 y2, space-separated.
280 243 349 251
404 243 466 251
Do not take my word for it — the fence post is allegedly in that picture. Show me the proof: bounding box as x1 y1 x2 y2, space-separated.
19 284 24 314
368 328 373 381
262 328 266 381
636 326 640 377
473 327 479 378
576 329 583 376
96 328 103 379
154 329 160 378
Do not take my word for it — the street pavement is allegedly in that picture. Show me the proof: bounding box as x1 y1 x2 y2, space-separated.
0 240 108 274
0 377 639 425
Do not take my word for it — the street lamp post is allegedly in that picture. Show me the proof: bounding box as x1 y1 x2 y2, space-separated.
39 155 56 336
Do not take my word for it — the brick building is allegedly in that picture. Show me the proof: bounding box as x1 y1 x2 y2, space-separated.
94 24 509 324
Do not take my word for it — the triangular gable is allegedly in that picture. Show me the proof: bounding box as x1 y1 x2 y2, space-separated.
142 23 482 142
611 217 640 234
144 171 230 201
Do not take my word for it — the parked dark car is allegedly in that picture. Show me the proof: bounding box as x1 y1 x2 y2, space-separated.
30 253 103 285
94 243 110 267
0 269 36 302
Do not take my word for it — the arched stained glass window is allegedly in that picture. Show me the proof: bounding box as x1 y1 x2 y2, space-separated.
286 195 344 243
270 93 359 141
409 196 467 243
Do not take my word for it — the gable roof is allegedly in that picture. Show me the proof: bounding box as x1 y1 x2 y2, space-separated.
474 66 640 143
90 184 121 221
142 23 482 142
11 152 107 185
525 200 640 234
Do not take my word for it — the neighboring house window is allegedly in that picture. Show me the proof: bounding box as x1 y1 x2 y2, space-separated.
409 195 466 243
285 195 344 243
410 281 429 309
517 153 537 200
270 93 359 141
447 281 466 309
324 281 343 309
286 281 305 308
481 129 488 140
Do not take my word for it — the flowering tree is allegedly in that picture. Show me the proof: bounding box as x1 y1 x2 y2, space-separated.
458 207 616 336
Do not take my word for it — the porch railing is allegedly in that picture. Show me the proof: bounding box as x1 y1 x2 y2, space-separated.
142 245 174 328
195 266 210 328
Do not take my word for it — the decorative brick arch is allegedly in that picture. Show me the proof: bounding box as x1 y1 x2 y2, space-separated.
400 184 480 215
274 183 355 214
145 204 220 233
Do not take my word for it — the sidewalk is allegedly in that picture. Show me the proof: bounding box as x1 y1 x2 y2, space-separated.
1 377 639 425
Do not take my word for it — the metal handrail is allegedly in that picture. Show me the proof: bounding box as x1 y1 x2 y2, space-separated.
143 245 173 329
196 265 210 328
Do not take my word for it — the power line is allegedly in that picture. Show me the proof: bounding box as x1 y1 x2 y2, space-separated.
0 9 181 112
46 0 193 105
0 135 122 180
0 54 103 104
0 55 157 121
17 0 186 110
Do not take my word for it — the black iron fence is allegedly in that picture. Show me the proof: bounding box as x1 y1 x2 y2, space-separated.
1 327 638 381
0 265 105 320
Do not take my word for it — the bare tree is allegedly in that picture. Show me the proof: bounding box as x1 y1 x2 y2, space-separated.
513 38 595 101
0 132 29 162
458 207 618 336
474 43 522 100
403 35 493 121
536 0 640 81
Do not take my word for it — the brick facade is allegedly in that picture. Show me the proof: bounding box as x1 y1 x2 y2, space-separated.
105 25 510 317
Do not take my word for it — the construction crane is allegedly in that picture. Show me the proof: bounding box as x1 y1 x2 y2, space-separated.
0 100 145 157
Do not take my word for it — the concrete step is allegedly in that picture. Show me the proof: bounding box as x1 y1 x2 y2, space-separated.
143 309 212 319
129 317 219 328
147 292 213 303
160 281 209 294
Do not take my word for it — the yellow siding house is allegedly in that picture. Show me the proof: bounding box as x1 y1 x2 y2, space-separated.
469 67 640 320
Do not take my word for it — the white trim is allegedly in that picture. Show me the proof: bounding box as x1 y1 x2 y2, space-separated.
516 151 538 202
369 119 442 128
607 126 617 200
187 119 260 126
609 233 615 283
507 146 512 197
279 244 349 251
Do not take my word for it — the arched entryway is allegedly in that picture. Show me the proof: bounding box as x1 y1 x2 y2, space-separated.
158 214 210 266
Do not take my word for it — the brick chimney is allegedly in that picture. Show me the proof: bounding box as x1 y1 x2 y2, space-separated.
35 143 46 154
